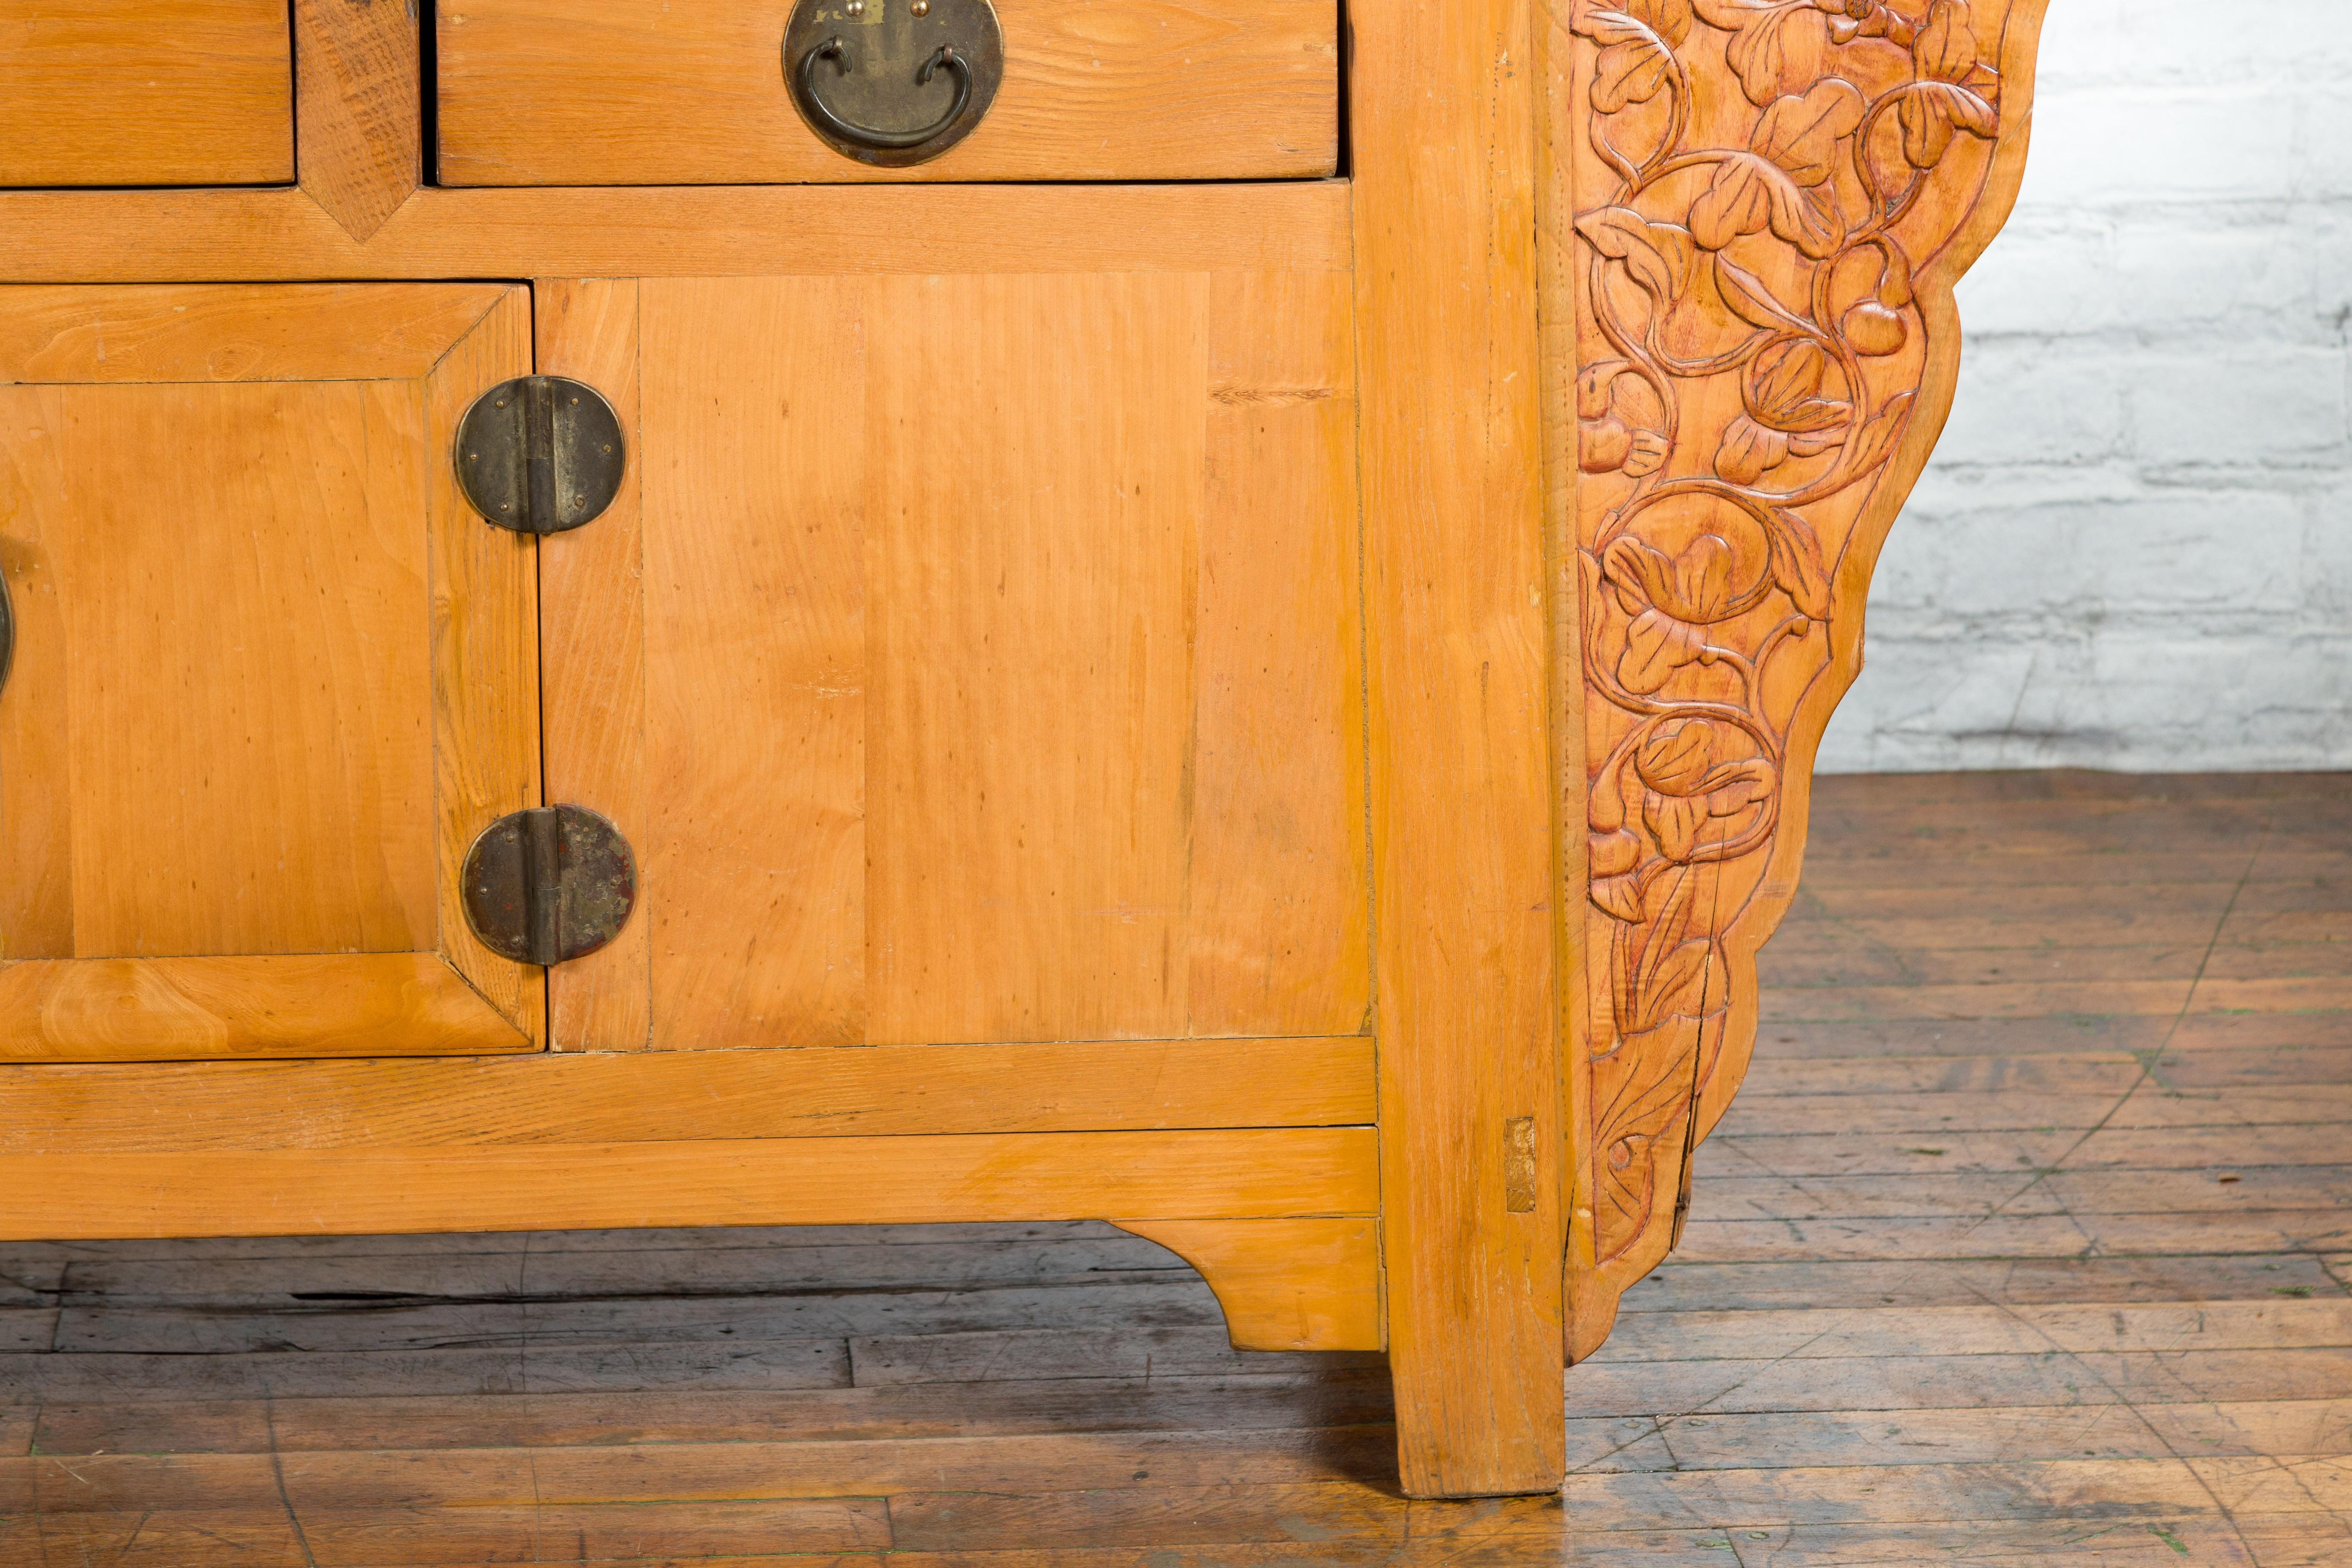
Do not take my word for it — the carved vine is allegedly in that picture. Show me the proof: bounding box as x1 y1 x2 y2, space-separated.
1571 0 2008 1265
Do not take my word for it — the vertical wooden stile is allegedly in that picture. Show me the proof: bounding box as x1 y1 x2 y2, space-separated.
1535 0 1597 1361
537 280 655 1050
293 0 423 242
1351 0 1568 1497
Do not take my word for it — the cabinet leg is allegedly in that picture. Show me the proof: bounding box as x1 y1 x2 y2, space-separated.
1381 1114 1568 1498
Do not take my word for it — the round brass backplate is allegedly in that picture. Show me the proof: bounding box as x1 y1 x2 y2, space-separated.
454 375 627 536
784 0 1004 168
461 804 638 968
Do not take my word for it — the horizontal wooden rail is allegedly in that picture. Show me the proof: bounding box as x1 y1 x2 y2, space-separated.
0 1036 1376 1152
0 183 1351 284
0 1127 1378 1239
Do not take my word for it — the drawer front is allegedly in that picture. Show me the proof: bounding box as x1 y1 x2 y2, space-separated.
0 0 292 186
438 0 1337 186
0 285 542 1061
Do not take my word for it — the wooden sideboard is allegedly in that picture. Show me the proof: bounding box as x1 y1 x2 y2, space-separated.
0 0 2047 1496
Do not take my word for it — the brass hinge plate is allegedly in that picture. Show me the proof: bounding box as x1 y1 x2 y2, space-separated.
454 375 626 535
461 805 637 968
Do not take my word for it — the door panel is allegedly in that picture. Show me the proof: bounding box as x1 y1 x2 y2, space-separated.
0 284 541 1061
541 270 1368 1049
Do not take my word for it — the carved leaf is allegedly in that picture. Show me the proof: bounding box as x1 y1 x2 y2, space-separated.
1898 80 1999 169
1875 243 1916 308
1713 254 1812 334
1767 505 1833 617
1700 756 1776 818
1693 0 1830 106
1604 533 1736 624
1613 863 1724 1037
1577 207 1698 300
1715 414 1788 484
1580 0 1694 46
1848 389 1917 472
1592 873 1648 923
1621 608 1707 693
1690 153 1846 258
1594 34 1677 113
1627 0 1696 45
1751 78 1867 187
1645 790 1709 862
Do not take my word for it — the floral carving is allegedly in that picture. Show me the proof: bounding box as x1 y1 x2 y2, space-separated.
1568 0 2022 1278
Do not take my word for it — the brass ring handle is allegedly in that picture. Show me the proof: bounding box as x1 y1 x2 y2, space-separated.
796 37 973 152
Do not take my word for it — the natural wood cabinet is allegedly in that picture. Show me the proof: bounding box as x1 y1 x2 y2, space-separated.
0 0 2049 1498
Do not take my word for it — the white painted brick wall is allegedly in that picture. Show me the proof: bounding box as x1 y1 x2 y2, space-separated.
1818 0 2352 773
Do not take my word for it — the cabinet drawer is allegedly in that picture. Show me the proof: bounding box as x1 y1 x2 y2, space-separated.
437 0 1336 186
0 0 292 187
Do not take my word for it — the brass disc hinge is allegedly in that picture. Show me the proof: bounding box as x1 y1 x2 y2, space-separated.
461 805 638 968
454 375 626 534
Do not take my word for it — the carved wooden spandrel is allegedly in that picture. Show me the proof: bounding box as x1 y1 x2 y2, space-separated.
1555 0 2051 1355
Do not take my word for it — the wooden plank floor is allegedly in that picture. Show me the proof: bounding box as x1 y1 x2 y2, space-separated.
0 769 2345 1566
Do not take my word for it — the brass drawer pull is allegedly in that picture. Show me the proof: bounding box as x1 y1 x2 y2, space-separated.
783 0 1002 168
799 39 973 153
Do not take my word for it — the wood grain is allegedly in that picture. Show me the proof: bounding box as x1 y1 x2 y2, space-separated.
0 283 538 1059
0 1036 1375 1152
0 0 293 187
0 283 510 383
1561 0 2055 1360
423 290 544 1047
621 271 1366 1049
0 1127 1379 1238
1187 269 1370 1038
637 275 868 1050
1116 1218 1382 1352
0 184 1351 283
1 379 432 958
293 0 422 241
0 955 528 1062
436 0 1335 186
535 279 654 1052
1351 0 1565 1499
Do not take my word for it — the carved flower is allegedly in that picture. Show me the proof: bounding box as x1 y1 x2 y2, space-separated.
1583 418 1671 476
1691 0 1832 107
1635 719 1777 863
1715 337 1850 485
1689 78 1865 260
1582 0 1695 113
1898 0 1999 169
1577 360 1670 478
1827 0 1915 46
1604 533 1735 693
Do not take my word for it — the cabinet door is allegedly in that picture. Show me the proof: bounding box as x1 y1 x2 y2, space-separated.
0 285 542 1061
537 272 1368 1050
